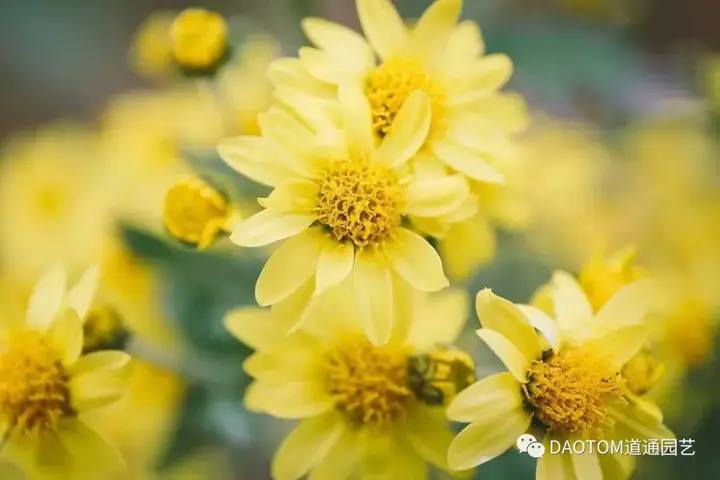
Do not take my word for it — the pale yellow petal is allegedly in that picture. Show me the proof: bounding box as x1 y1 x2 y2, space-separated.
516 304 561 351
299 47 363 84
476 328 530 382
537 438 575 480
230 210 315 248
257 112 322 176
383 227 448 292
432 141 504 183
301 17 374 76
256 228 322 306
608 403 675 441
224 307 276 350
315 240 355 296
570 447 602 480
447 372 522 422
338 83 376 162
592 280 656 332
410 0 462 66
268 58 335 97
69 350 131 376
271 278 318 333
376 90 431 167
445 54 513 100
308 428 360 480
274 86 338 133
552 270 593 332
218 136 296 187
47 309 83 367
438 214 495 282
356 0 408 59
257 178 320 213
405 405 454 472
70 366 129 412
405 175 469 217
245 379 333 419
407 289 468 349
458 91 529 134
272 413 344 480
56 419 124 476
66 266 99 320
587 325 648 369
27 263 67 330
445 21 484 60
447 404 531 470
354 249 394 345
475 289 542 361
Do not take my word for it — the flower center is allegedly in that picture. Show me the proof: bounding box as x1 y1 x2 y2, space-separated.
525 348 623 437
621 349 664 396
365 59 446 139
325 338 411 428
83 306 129 354
163 176 232 249
314 159 404 247
0 330 74 435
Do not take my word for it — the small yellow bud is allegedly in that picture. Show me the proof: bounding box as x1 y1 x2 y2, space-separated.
163 176 235 249
129 11 176 80
170 9 229 75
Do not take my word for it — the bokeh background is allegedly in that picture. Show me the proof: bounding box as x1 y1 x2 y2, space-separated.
0 0 718 479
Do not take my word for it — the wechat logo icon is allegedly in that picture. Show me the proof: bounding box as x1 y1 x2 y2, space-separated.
517 434 545 459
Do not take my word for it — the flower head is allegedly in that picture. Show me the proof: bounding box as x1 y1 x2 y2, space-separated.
170 8 229 76
447 283 674 478
225 285 471 480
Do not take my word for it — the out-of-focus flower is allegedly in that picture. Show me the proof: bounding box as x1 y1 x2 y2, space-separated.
129 11 176 80
274 0 527 183
219 92 472 345
170 9 230 77
577 246 647 312
225 284 471 479
0 266 131 479
447 286 673 478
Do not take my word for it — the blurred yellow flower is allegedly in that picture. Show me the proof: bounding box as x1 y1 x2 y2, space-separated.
578 246 647 312
0 266 131 479
226 284 470 479
219 92 470 344
272 0 527 185
129 11 176 80
170 9 229 75
447 285 673 478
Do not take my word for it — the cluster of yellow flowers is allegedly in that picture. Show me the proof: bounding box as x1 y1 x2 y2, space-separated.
1 0 718 479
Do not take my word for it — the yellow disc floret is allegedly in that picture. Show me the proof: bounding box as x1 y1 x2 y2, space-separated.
365 59 446 139
525 348 624 437
0 330 73 435
315 159 404 248
163 176 233 249
325 338 411 428
170 9 228 71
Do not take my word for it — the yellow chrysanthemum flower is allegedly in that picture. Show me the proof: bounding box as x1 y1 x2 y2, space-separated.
219 89 470 344
0 266 131 479
447 283 674 479
271 0 527 186
170 9 229 75
225 284 471 480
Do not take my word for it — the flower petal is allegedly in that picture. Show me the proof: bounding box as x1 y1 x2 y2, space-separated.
245 379 334 419
592 279 656 332
230 210 315 248
536 437 573 480
587 325 648 370
447 372 523 422
432 141 504 183
308 428 360 480
66 266 99 320
376 90 431 167
27 263 67 330
299 47 363 84
272 413 344 480
447 404 531 470
608 403 675 441
445 54 513 100
405 405 455 472
410 0 461 66
315 240 355 296
338 84 376 162
48 309 84 367
256 228 322 306
268 58 335 96
476 328 530 382
354 249 394 345
218 136 296 187
405 174 469 217
552 270 594 332
69 351 131 376
517 304 561 351
407 289 468 350
301 17 374 76
438 214 495 281
56 419 124 476
224 307 277 350
257 112 322 176
258 178 320 213
356 0 408 60
475 289 542 362
383 227 448 292
570 446 602 480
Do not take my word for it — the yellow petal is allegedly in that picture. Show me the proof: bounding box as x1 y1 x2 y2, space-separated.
257 178 320 213
271 278 318 333
56 419 124 476
536 437 574 480
299 47 362 84
447 404 531 470
407 289 468 349
356 0 408 60
274 86 338 134
432 141 504 183
587 325 648 369
230 210 315 248
516 304 561 351
447 372 522 422
66 266 99 320
218 136 296 187
268 58 335 96
446 54 513 100
570 446 602 480
47 309 84 367
257 112 322 176
438 214 495 282
338 84 375 162
70 354 131 412
272 413 344 480
301 17 374 76
245 379 334 419
27 263 67 330
405 405 454 471
592 279 656 332
410 0 461 66
376 90 431 167
383 227 448 292
256 228 322 306
354 249 394 345
444 20 484 61
475 289 542 361
476 328 530 382
69 350 131 376
608 403 675 441
551 270 593 332
315 240 355 296
308 428 360 480
224 307 276 350
459 91 529 133
405 174 469 217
